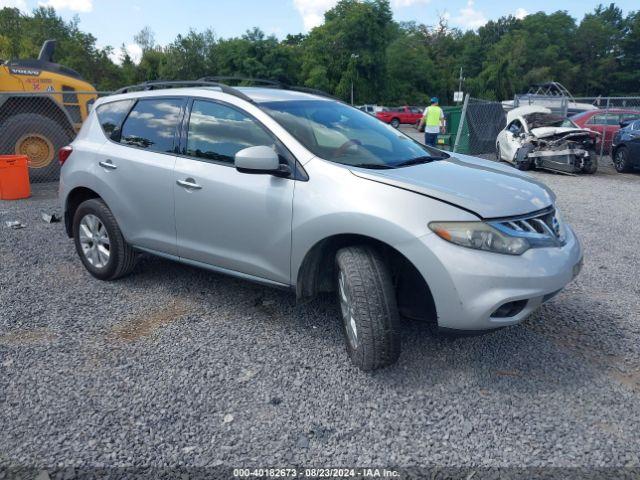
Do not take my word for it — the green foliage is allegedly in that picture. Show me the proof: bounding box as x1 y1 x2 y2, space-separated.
2 1 640 100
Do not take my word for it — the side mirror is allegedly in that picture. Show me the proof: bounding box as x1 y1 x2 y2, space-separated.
234 146 290 177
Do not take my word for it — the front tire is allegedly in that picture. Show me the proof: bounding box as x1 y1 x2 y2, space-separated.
390 118 400 129
515 144 534 171
582 155 598 174
613 147 632 173
73 199 136 280
335 246 401 371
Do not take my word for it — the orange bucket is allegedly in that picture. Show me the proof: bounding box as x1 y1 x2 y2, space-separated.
0 155 31 200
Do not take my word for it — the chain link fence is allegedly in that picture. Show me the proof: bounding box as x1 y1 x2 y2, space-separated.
3 90 639 182
451 96 506 159
0 91 110 182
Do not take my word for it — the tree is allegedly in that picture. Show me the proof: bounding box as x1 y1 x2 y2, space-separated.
301 0 394 103
159 29 215 80
1 3 640 101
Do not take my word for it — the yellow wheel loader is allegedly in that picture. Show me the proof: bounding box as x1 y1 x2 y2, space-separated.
0 40 97 182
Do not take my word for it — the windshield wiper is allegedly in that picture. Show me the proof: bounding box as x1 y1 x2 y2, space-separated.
394 155 446 168
352 163 395 170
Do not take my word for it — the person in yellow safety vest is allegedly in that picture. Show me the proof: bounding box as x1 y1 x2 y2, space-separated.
418 97 446 147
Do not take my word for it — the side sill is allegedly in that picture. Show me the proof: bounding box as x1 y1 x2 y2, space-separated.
133 246 293 291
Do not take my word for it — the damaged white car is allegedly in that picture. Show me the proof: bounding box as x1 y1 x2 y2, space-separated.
496 106 599 174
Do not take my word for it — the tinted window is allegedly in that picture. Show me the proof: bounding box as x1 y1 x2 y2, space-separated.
186 100 275 164
96 100 134 138
120 98 183 153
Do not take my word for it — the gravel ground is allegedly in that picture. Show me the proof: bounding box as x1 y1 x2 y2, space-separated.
1 152 640 477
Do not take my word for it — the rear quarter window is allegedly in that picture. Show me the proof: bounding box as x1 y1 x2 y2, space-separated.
95 100 135 139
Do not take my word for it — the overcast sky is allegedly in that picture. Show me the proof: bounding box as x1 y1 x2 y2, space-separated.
2 0 637 63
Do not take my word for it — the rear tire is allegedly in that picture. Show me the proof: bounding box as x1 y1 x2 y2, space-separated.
0 113 73 183
73 199 137 281
496 143 501 161
390 118 400 129
613 147 632 173
335 246 401 371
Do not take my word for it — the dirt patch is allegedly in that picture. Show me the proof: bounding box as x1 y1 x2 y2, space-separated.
612 370 640 393
0 328 57 346
108 300 191 342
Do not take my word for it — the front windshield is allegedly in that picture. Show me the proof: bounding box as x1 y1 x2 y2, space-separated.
261 100 446 169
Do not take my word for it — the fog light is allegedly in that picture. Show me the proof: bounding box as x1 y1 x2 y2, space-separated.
491 300 527 318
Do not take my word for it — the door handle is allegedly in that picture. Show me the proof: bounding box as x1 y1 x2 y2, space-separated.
99 160 117 170
177 178 202 190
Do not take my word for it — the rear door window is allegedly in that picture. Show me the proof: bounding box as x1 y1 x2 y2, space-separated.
96 99 134 139
120 98 184 153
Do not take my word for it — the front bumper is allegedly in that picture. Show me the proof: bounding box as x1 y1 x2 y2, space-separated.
396 225 583 330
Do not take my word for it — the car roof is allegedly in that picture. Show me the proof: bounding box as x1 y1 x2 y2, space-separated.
236 87 327 103
98 86 331 107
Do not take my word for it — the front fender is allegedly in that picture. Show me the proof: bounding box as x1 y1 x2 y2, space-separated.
290 158 476 284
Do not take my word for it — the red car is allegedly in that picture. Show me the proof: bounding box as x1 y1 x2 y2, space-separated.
571 109 640 154
376 106 424 128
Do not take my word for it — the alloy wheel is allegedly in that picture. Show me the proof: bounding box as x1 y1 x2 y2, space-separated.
614 150 625 170
78 214 111 269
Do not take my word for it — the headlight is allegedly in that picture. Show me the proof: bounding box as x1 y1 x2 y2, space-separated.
429 221 530 255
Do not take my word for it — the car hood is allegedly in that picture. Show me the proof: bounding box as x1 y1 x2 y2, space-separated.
530 126 594 138
350 153 555 219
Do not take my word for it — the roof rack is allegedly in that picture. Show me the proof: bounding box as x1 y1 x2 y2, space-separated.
112 80 255 103
198 76 283 87
113 78 341 103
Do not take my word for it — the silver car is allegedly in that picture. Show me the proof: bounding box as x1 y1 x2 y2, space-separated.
59 82 583 371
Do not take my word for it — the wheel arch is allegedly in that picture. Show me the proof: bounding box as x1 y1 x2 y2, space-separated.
64 186 101 237
295 233 437 323
611 143 626 156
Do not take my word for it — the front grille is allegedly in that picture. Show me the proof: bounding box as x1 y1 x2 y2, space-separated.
499 209 559 238
489 207 565 248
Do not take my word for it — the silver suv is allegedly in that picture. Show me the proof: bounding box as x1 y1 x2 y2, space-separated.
60 81 583 371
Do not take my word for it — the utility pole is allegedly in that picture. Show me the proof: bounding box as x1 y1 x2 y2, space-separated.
456 67 464 105
350 53 359 105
